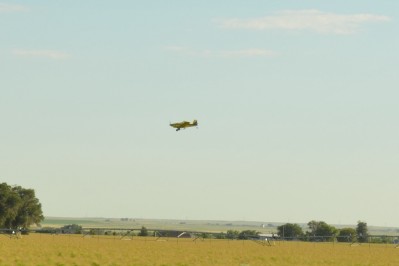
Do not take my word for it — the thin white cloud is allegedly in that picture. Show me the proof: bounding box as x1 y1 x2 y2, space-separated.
0 3 28 12
166 46 278 58
219 9 391 34
12 49 70 60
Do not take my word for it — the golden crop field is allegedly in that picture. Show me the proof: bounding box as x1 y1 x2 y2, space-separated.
1 234 399 266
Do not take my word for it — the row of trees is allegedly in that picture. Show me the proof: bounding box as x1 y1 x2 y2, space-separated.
0 183 44 228
120 228 260 239
213 230 260 240
0 181 372 244
277 220 368 242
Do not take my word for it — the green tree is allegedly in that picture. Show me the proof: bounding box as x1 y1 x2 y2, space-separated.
138 226 148 236
307 220 319 235
0 183 43 228
200 232 212 239
306 220 337 241
277 223 304 239
0 183 21 227
337 228 356 242
215 232 226 239
356 221 368 243
11 186 44 228
60 224 82 234
226 230 239 239
316 222 337 238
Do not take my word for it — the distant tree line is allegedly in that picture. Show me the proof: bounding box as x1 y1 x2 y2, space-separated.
38 221 375 244
51 223 370 243
0 182 44 229
213 230 260 240
132 228 260 239
277 220 368 243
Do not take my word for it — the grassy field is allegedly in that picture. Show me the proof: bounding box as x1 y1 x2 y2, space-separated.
41 217 279 233
1 234 399 266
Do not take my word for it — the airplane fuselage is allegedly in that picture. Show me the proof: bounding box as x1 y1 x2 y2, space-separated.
170 120 198 131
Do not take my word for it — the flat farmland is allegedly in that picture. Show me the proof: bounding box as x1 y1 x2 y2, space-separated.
1 234 399 266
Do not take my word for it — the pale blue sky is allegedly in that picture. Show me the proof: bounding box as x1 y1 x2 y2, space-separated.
1 1 398 227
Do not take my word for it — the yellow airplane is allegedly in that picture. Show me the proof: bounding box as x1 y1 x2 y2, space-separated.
170 120 198 131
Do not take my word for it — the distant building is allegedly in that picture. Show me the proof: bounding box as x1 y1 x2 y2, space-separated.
258 233 278 240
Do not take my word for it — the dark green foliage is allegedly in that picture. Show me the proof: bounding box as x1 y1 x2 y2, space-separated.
356 221 368 243
306 220 337 241
138 226 148 236
12 186 44 228
0 183 44 228
277 223 304 239
60 224 82 234
0 183 21 227
337 228 356 242
226 230 240 239
215 232 226 239
200 232 212 239
370 235 391 243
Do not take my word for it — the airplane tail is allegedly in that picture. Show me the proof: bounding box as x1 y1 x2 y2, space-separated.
193 120 198 126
